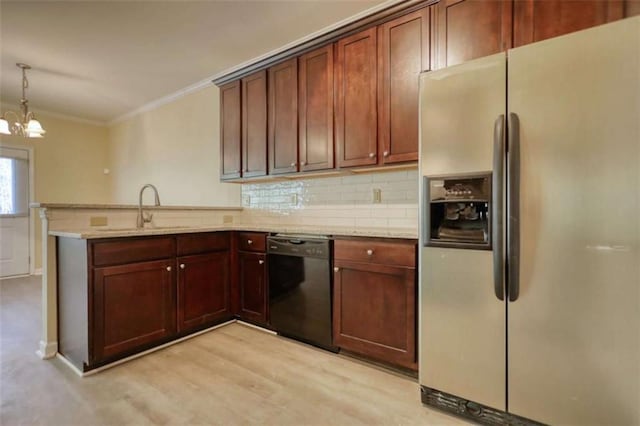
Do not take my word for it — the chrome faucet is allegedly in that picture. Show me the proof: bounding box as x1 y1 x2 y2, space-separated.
137 184 161 228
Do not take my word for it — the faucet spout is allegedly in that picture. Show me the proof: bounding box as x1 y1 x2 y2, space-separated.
137 184 161 228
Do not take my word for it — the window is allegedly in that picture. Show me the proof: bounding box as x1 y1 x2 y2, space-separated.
0 148 29 216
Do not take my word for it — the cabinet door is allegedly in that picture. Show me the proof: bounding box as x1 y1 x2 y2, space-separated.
92 259 175 362
333 260 416 370
238 252 268 324
514 0 624 47
177 252 230 333
299 46 334 172
378 7 432 165
220 80 242 180
268 58 299 175
437 0 513 68
242 70 267 178
335 28 378 168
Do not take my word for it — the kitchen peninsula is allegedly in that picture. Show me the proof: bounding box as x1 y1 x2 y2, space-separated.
34 195 419 375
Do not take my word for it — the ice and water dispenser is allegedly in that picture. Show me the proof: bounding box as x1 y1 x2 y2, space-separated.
424 173 492 250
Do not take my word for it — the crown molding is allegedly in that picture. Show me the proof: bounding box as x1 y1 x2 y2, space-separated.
108 0 409 126
0 102 107 127
107 76 213 126
210 0 409 85
8 0 411 127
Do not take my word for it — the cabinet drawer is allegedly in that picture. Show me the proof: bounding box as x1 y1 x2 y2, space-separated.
91 237 175 267
238 232 266 252
334 239 416 267
177 232 230 256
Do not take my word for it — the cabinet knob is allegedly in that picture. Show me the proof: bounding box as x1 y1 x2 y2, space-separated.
259 260 264 265
166 266 172 272
179 264 185 269
334 267 340 272
366 249 374 256
300 161 306 166
247 239 253 245
368 153 375 158
290 162 296 167
383 151 389 157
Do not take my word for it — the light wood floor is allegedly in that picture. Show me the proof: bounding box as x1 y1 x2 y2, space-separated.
1 275 466 425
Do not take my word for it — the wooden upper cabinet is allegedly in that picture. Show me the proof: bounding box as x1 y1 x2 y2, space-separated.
241 71 267 178
335 27 378 168
298 46 334 172
378 7 432 165
219 81 241 180
268 58 299 175
513 0 624 47
437 0 513 68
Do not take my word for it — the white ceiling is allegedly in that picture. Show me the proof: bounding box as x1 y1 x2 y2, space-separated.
0 0 389 123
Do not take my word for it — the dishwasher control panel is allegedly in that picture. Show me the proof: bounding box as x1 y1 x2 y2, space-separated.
267 236 330 259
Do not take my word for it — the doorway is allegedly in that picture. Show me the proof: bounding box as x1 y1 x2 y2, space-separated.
0 146 30 277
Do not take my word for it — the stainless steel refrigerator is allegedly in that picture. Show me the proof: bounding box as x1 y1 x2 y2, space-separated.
418 16 639 425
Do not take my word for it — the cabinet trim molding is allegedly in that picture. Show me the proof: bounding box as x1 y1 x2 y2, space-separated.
212 0 438 86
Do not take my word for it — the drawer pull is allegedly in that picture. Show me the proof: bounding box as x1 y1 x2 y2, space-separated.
290 162 296 167
383 151 389 157
247 239 253 245
259 260 264 265
368 153 375 158
366 249 374 256
334 267 340 272
166 266 172 272
179 264 185 269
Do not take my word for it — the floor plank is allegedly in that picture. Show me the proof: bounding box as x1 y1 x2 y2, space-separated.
0 275 466 425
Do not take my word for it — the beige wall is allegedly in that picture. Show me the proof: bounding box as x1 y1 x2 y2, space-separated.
3 85 242 271
0 109 111 269
108 85 241 206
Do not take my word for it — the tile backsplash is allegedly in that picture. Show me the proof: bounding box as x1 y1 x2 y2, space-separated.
241 170 419 230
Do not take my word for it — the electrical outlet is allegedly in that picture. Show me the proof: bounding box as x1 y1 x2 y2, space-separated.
372 188 382 204
223 215 233 224
90 216 108 226
291 194 298 204
242 194 251 206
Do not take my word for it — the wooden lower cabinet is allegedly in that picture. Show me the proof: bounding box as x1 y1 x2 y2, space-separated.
177 252 231 333
92 259 176 363
58 233 235 371
237 251 268 324
333 239 417 370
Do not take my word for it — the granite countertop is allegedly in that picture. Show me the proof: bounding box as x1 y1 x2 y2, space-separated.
30 203 243 211
49 224 418 240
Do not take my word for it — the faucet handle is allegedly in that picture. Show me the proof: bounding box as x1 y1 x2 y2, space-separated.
143 211 154 223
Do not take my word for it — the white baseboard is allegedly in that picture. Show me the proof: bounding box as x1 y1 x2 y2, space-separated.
36 340 58 359
56 353 84 377
33 268 43 276
60 319 237 377
236 320 277 335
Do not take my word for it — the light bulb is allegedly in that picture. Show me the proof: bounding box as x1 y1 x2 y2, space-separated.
26 119 46 136
0 118 10 135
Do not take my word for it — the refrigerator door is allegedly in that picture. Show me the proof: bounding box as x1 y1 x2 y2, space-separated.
419 53 506 410
508 17 640 425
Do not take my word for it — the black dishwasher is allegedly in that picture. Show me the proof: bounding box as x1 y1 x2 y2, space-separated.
267 235 337 352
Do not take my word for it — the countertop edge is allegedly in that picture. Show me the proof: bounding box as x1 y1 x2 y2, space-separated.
30 203 243 211
49 225 418 240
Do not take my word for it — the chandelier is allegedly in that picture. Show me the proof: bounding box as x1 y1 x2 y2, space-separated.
0 63 46 138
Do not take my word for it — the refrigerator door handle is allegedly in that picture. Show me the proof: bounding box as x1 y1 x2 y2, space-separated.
507 112 521 302
492 114 505 301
